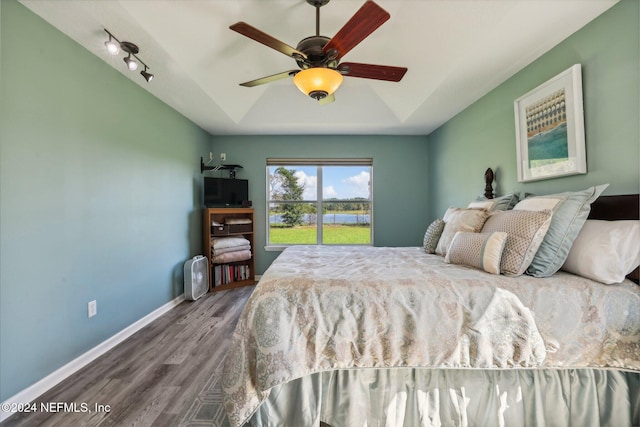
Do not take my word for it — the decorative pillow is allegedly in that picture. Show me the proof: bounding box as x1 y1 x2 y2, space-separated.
513 184 609 277
481 209 553 276
435 208 489 256
445 231 508 274
468 193 520 211
561 219 640 284
423 218 445 254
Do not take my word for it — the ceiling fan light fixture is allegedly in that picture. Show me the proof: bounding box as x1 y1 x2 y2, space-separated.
231 0 406 102
293 68 343 100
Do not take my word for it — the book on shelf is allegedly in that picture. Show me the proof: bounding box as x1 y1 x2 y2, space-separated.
213 263 251 286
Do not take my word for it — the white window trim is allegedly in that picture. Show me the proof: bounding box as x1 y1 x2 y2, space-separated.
266 159 373 250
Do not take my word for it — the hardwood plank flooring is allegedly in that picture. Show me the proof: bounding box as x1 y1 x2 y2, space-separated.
1 286 254 427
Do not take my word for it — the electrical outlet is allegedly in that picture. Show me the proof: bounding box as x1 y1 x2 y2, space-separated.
88 300 97 318
220 153 226 161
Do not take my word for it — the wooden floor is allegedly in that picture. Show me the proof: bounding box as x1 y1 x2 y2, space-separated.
2 286 254 427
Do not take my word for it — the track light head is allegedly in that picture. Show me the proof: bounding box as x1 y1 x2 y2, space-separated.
120 41 139 71
105 36 120 55
140 67 154 82
123 54 138 71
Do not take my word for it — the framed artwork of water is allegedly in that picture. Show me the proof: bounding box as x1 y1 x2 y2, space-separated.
514 64 586 182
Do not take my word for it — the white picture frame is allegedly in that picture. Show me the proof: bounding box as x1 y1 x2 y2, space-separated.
514 64 586 182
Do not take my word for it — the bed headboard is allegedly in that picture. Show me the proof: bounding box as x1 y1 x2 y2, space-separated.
588 194 639 284
484 168 495 199
588 194 639 221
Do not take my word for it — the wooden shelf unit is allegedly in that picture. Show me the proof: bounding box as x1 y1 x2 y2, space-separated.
202 207 255 292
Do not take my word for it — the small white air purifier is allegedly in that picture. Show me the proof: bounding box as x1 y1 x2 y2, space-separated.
184 255 209 301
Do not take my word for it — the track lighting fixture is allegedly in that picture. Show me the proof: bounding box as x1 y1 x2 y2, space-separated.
103 29 154 82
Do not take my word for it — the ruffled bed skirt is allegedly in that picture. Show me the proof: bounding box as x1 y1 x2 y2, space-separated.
248 369 640 427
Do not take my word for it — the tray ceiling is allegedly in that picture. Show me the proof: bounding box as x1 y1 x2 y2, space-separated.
20 0 618 135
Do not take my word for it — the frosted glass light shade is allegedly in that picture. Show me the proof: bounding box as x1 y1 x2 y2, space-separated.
293 68 343 99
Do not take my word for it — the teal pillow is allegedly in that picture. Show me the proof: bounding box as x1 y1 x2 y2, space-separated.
468 193 520 211
423 218 445 254
514 184 608 277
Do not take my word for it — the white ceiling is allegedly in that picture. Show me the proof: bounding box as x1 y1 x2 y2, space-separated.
20 0 617 136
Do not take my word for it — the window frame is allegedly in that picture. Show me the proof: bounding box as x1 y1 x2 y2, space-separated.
265 158 373 250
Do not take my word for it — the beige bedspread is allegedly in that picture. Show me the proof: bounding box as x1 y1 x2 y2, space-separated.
222 246 640 427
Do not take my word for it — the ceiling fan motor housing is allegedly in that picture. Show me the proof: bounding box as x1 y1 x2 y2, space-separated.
307 0 330 7
295 36 335 69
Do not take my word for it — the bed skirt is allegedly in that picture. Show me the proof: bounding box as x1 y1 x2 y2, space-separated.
248 368 640 427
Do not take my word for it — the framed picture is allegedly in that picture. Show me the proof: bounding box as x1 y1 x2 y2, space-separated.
514 64 586 182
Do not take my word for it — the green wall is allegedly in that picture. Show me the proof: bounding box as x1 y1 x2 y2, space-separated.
210 135 430 273
2 0 638 407
0 0 210 401
427 0 639 220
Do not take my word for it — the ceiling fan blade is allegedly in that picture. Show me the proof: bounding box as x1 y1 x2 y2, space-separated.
338 62 407 82
240 70 299 87
322 1 390 61
230 22 307 60
318 93 335 105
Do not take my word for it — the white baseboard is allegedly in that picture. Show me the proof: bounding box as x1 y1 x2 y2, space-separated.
0 294 185 423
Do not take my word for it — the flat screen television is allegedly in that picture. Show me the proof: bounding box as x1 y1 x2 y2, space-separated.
204 177 248 207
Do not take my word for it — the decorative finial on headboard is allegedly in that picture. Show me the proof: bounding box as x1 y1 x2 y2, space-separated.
484 168 494 199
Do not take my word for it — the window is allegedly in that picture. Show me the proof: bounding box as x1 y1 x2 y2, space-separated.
267 159 372 247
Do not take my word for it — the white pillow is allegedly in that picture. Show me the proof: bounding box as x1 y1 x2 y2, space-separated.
513 197 561 211
561 220 640 284
468 200 494 210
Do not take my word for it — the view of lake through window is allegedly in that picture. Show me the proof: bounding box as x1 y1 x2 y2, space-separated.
267 161 372 246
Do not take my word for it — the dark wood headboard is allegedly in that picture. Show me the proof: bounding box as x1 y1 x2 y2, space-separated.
484 168 495 199
588 194 639 221
589 194 639 284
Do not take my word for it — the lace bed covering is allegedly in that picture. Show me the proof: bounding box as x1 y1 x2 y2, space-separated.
222 246 640 427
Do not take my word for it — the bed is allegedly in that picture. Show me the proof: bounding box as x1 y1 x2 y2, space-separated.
222 176 640 427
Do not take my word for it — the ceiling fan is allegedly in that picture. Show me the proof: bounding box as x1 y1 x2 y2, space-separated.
230 0 407 104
